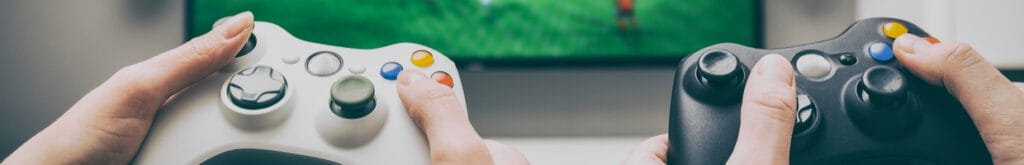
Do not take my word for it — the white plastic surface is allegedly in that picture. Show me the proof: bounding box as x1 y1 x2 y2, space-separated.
282 54 300 64
133 22 466 164
348 64 367 74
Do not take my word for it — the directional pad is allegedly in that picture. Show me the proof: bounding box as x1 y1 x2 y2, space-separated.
227 66 288 109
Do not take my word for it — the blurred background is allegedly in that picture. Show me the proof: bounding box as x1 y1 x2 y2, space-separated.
1 0 1021 164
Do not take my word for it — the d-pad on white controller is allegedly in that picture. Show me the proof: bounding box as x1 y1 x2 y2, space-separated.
221 66 294 130
133 21 465 164
226 66 288 109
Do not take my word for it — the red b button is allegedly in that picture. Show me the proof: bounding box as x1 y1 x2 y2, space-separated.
431 71 454 88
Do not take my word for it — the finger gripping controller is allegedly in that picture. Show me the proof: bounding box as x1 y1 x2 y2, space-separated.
134 21 465 164
668 18 990 164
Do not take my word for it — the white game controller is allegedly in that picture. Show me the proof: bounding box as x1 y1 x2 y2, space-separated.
133 21 465 164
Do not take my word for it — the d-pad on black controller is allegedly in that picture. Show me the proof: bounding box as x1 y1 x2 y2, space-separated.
667 18 990 164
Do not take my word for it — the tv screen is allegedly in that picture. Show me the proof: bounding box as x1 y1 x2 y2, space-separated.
188 0 758 65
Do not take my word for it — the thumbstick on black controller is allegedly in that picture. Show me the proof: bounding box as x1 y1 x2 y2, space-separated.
698 50 741 85
791 94 820 151
236 33 257 57
858 66 907 106
330 75 377 119
794 94 817 133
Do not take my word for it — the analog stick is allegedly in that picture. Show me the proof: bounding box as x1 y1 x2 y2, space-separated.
330 75 377 119
698 50 741 86
236 33 257 57
794 94 817 133
858 66 907 107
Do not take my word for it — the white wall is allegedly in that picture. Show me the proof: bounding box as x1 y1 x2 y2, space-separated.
0 0 183 158
763 0 855 48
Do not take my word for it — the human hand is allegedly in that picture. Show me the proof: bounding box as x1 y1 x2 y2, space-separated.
396 70 529 165
2 11 254 164
893 34 1024 164
623 54 797 165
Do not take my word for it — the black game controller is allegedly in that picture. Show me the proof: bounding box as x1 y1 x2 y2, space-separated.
667 17 991 164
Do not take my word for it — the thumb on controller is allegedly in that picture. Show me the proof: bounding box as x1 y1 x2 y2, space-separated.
728 54 796 165
396 70 494 164
894 34 1024 164
110 11 252 103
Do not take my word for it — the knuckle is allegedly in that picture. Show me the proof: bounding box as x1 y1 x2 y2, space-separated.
180 35 233 68
417 82 457 101
952 42 976 53
404 83 462 118
749 92 796 113
182 39 221 65
112 65 151 89
943 43 985 69
421 86 460 107
110 65 163 107
747 93 798 123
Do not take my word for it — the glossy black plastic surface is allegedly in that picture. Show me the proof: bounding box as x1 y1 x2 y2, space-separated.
667 18 990 164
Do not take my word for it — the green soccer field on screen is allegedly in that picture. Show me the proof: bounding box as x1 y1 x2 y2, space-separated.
188 0 757 61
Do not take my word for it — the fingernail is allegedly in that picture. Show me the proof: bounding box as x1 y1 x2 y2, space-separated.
216 11 254 39
754 54 795 87
399 71 427 86
894 33 924 54
408 73 425 83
